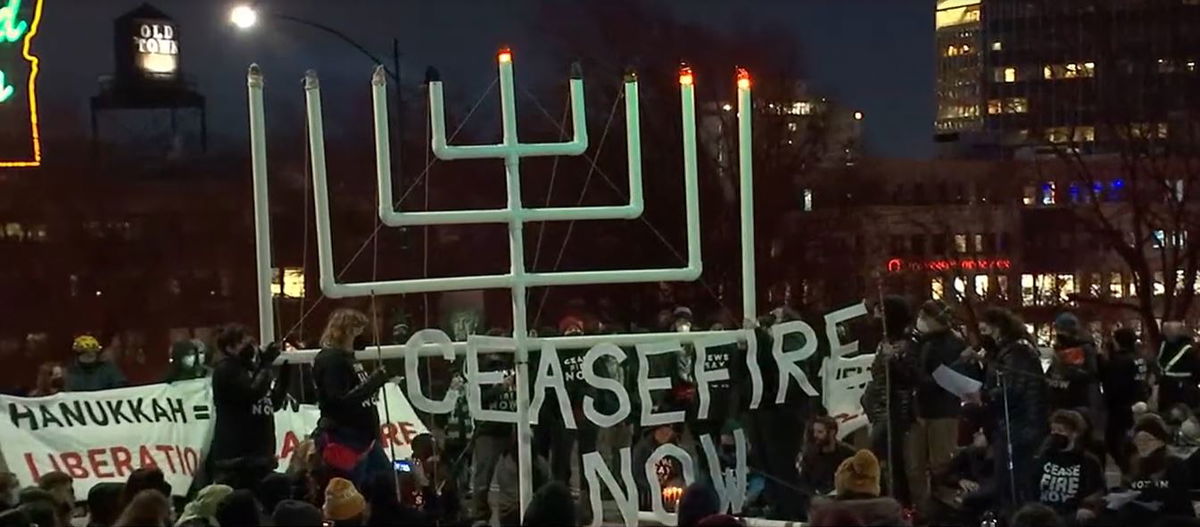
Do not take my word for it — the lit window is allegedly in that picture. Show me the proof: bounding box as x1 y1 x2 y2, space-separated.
954 277 968 299
931 278 945 300
997 275 1009 300
1153 229 1166 249
988 99 1002 115
802 189 813 212
1058 274 1076 302
1036 324 1053 347
974 275 989 297
973 233 984 252
1023 186 1037 206
1043 65 1054 80
1041 182 1057 205
992 41 1003 51
787 122 798 132
1045 127 1071 144
2 222 23 240
1110 272 1123 298
1021 274 1036 306
788 101 812 115
1036 274 1056 305
1075 126 1095 142
271 267 306 298
1154 271 1166 295
954 233 968 253
1089 272 1103 297
1004 97 1028 113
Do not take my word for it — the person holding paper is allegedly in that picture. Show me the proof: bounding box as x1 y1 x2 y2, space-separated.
1106 416 1194 524
961 307 1047 511
902 300 966 520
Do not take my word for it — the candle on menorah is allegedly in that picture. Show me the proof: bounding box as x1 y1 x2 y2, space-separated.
247 49 761 526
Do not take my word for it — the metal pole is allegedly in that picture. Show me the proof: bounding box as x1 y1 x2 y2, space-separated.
736 69 757 323
248 64 276 345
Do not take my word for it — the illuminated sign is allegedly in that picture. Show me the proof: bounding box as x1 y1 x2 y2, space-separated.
0 0 41 167
886 257 1012 273
132 20 178 77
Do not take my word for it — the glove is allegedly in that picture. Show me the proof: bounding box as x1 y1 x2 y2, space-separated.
260 341 283 366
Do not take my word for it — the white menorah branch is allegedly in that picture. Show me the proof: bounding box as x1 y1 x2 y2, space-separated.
246 49 760 523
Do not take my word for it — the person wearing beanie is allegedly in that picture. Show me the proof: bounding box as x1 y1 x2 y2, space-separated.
809 450 909 526
323 478 366 527
521 481 576 527
175 484 233 527
1100 327 1149 474
1047 313 1101 418
676 482 720 527
65 335 126 392
1157 321 1200 412
903 299 966 518
272 500 323 527
1034 410 1104 525
862 296 917 502
1109 415 1195 524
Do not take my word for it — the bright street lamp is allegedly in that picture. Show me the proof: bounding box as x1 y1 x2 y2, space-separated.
230 5 259 30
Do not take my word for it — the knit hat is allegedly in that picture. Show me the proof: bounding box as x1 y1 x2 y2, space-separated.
175 484 233 527
322 477 365 521
272 500 323 527
1053 312 1081 334
834 449 881 497
1134 415 1172 443
72 335 101 353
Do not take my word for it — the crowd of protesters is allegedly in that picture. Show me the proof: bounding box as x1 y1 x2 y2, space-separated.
5 296 1200 527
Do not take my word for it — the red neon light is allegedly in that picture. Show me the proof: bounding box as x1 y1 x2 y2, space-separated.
885 257 1012 273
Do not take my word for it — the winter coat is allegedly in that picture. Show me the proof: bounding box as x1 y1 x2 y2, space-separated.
799 442 857 496
862 338 916 430
65 360 126 392
313 347 387 444
209 356 291 467
1046 336 1100 413
982 337 1047 448
809 495 911 527
908 329 966 419
1100 346 1150 409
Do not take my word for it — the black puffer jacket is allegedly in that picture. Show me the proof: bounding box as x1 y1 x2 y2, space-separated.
908 330 967 419
983 337 1047 447
862 338 917 430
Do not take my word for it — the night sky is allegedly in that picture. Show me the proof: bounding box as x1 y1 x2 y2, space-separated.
34 0 933 158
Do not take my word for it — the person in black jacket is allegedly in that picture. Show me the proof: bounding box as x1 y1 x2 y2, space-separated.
1047 313 1101 417
932 424 995 526
312 308 395 490
208 324 288 490
1100 327 1149 475
861 295 916 503
902 299 966 518
1157 321 1199 412
963 307 1047 510
797 415 856 503
1107 415 1195 524
1033 409 1104 525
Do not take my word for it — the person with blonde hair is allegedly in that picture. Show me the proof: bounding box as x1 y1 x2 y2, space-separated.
313 308 396 487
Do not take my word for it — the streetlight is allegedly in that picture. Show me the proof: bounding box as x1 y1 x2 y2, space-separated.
230 5 258 29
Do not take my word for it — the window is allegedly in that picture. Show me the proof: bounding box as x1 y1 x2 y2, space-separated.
1057 274 1076 302
1004 97 1028 114
1045 127 1071 144
1089 272 1103 297
2 222 23 241
994 67 1017 83
1041 182 1057 205
1044 63 1096 79
932 235 947 255
988 99 1003 115
974 275 989 297
1023 186 1037 205
911 234 926 256
1021 274 1036 306
973 233 984 252
1154 271 1166 295
787 122 798 132
787 101 812 115
271 267 305 298
954 233 968 253
890 235 907 255
954 277 968 299
1153 229 1166 249
997 275 1009 300
931 278 945 301
1075 126 1095 142
802 188 813 211
991 41 1003 51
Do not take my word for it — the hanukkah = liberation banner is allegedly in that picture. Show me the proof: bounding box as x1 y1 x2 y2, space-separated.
0 380 427 498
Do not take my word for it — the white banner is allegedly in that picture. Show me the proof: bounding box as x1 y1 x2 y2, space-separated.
0 380 427 498
822 354 874 439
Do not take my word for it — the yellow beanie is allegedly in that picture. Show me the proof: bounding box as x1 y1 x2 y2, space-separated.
323 477 365 521
72 335 101 353
834 449 881 497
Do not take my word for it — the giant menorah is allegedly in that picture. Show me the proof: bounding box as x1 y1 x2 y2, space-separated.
247 49 763 524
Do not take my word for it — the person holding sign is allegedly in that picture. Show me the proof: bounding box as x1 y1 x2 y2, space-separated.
209 324 287 491
313 309 397 489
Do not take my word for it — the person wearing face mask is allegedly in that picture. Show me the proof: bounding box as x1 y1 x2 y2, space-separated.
208 324 287 490
901 300 966 519
1108 415 1195 524
861 295 917 503
164 339 211 383
961 307 1047 510
313 308 397 489
1046 313 1101 417
1033 409 1104 525
64 335 126 392
1156 321 1199 413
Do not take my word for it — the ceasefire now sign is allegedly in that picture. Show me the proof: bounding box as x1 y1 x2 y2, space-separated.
0 0 41 167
